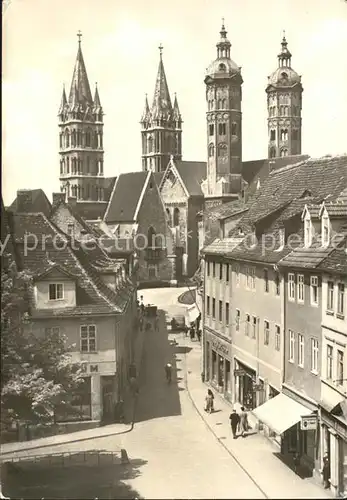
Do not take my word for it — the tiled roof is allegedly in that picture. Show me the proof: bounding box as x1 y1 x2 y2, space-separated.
231 155 347 237
316 240 347 275
8 212 133 317
153 172 165 186
203 237 244 255
9 189 52 217
51 199 104 238
201 199 250 221
174 161 206 196
104 172 148 223
324 203 347 217
72 201 109 221
241 155 309 185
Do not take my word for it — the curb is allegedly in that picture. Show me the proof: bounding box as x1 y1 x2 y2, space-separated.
181 336 269 500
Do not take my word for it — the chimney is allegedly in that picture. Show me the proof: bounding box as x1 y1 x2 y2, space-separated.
16 190 33 213
52 192 66 206
67 196 77 208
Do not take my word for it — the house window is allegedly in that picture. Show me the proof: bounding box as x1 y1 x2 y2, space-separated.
206 296 210 316
225 303 229 325
337 283 345 316
218 123 226 135
304 216 312 247
264 320 270 346
311 338 319 373
49 283 64 300
219 263 223 280
225 264 229 283
275 325 281 351
212 262 216 278
264 269 269 293
235 264 240 286
45 326 61 337
235 309 240 331
252 316 257 339
337 350 344 385
209 124 214 136
327 281 334 311
245 314 250 336
219 300 223 322
298 334 304 367
212 298 216 319
289 330 295 362
275 273 280 296
80 325 97 353
251 267 256 290
297 274 305 303
326 345 333 380
322 215 330 246
310 276 319 306
288 273 295 301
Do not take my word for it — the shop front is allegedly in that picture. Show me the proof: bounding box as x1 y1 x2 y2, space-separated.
320 398 347 497
204 328 232 401
234 359 257 410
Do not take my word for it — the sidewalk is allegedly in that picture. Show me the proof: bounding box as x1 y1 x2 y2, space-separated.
1 323 147 460
183 336 332 500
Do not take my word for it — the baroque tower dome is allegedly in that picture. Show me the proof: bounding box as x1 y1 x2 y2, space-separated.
206 21 241 78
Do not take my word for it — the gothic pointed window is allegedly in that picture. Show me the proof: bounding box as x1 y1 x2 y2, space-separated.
67 157 70 173
218 143 227 157
270 130 276 141
85 130 91 147
60 160 63 175
59 133 63 149
148 226 156 249
222 99 226 109
65 130 70 148
99 160 104 175
166 208 171 226
72 130 76 147
147 135 153 153
231 123 237 136
208 143 215 157
280 148 288 157
173 207 180 227
209 124 214 136
218 123 226 135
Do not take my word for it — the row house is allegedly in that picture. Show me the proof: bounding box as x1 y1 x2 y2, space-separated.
278 194 347 496
6 195 137 427
201 155 347 494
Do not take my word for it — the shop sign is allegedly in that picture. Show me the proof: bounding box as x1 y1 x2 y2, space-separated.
81 362 116 375
234 369 246 377
300 415 318 431
211 338 230 356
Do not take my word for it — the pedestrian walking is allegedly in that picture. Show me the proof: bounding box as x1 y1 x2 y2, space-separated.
205 389 214 413
165 363 172 383
229 409 240 439
239 406 249 437
293 452 300 475
189 326 195 341
196 329 202 342
322 452 330 489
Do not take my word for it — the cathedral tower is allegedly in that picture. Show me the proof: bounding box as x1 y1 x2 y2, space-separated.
202 21 243 203
266 33 303 158
58 32 105 201
141 45 182 172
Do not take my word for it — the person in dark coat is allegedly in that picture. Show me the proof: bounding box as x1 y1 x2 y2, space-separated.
196 329 202 342
189 326 195 341
322 452 330 489
229 409 240 439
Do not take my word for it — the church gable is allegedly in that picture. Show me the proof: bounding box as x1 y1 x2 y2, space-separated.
160 166 188 203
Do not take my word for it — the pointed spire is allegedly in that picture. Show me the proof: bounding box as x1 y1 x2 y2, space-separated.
68 31 93 108
141 94 150 123
173 93 181 122
216 19 231 59
150 44 173 120
94 82 101 107
58 84 67 114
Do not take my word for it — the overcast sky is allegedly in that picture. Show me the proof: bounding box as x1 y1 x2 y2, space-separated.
3 0 347 205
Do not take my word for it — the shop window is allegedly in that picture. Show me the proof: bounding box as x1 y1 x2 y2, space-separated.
225 360 231 393
212 350 217 382
218 355 224 386
275 325 281 351
212 298 216 319
219 300 223 322
264 320 270 345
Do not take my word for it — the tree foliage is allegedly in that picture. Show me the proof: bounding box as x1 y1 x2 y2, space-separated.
1 257 84 429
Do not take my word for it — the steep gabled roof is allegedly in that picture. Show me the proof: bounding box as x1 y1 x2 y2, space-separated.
173 161 207 196
9 189 52 218
104 171 149 223
8 212 133 317
242 154 310 186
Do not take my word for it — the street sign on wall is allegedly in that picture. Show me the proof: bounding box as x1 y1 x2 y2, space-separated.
300 415 318 431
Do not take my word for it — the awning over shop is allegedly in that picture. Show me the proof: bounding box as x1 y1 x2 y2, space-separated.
252 393 312 435
186 304 200 324
320 390 345 413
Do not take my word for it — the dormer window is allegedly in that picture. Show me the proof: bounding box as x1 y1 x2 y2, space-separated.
322 214 330 247
218 63 226 71
49 283 64 300
304 214 312 247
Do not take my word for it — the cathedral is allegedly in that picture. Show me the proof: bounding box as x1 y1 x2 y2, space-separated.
55 22 307 281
